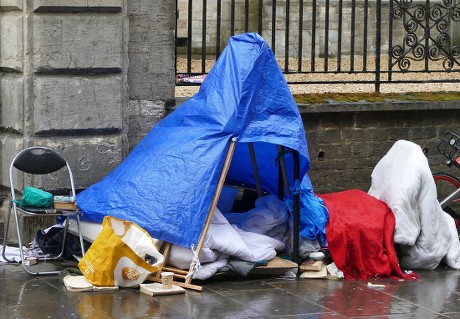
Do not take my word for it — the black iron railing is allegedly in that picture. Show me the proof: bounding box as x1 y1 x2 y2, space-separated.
176 0 460 92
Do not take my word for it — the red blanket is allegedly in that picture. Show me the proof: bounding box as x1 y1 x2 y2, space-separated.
318 189 417 280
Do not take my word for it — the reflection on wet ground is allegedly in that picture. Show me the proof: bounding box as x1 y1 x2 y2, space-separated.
1 261 459 319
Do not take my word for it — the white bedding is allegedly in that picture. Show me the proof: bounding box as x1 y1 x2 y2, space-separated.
68 218 102 242
368 140 460 270
70 195 289 280
169 195 289 279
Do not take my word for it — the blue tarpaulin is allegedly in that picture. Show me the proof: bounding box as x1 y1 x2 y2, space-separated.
77 33 313 248
285 175 329 244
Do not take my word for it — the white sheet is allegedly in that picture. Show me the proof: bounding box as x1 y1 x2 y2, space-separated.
368 140 460 270
68 219 103 242
224 195 289 239
0 245 24 263
169 196 288 279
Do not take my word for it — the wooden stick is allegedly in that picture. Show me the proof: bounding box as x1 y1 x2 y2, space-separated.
147 275 203 291
154 242 172 280
185 138 237 284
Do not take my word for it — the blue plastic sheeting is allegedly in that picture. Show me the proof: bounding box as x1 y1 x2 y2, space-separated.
285 175 329 244
77 33 312 248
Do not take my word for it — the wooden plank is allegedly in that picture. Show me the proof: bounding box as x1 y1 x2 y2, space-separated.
185 139 237 285
147 275 203 292
151 139 237 291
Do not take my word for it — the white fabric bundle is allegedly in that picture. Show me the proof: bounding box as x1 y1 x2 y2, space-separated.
368 140 460 270
169 196 288 279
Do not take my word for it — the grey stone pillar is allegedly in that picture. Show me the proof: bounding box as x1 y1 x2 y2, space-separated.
126 1 176 150
0 0 176 242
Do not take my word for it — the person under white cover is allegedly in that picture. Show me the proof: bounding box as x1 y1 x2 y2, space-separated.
368 140 460 270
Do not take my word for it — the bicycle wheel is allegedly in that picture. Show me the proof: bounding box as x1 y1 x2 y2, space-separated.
432 172 460 229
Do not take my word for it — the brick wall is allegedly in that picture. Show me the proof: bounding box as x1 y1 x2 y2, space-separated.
302 102 460 194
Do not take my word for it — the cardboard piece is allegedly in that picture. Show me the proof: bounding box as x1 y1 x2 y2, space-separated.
300 264 327 279
63 275 119 292
140 282 186 296
299 259 325 271
251 257 298 275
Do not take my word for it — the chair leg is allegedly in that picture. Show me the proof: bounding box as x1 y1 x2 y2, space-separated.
39 216 68 261
13 208 60 276
4 201 75 275
75 213 85 256
55 217 70 259
12 205 35 275
2 201 15 262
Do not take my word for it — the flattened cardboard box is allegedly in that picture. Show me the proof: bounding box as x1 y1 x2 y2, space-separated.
140 283 186 296
299 259 326 271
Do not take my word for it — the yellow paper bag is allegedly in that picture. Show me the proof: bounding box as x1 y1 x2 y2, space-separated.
78 216 164 288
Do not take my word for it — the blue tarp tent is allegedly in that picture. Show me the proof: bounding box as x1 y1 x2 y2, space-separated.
77 33 312 248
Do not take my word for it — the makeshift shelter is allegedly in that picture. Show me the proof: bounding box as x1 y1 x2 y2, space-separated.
77 33 313 289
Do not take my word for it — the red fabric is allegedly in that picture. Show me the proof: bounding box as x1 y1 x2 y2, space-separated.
318 189 418 281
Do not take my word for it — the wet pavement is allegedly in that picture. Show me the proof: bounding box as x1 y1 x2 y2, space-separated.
1 259 460 319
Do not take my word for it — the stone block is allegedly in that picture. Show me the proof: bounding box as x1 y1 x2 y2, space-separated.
33 15 124 72
126 115 163 149
33 76 124 134
410 127 437 140
0 0 22 11
128 0 174 15
0 76 24 132
35 0 88 8
0 137 24 190
128 53 175 100
128 18 175 53
125 100 166 151
126 1 174 102
126 99 166 117
0 198 59 245
32 137 123 190
0 14 23 70
33 0 123 12
0 136 122 198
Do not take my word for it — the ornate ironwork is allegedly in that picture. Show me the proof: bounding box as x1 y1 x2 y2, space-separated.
176 0 460 91
391 0 460 71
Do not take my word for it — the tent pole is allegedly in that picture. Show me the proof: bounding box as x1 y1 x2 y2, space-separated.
248 143 263 197
185 138 237 284
293 150 300 265
277 146 290 196
277 162 283 200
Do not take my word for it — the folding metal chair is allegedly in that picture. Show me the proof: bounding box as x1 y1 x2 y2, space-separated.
2 146 85 275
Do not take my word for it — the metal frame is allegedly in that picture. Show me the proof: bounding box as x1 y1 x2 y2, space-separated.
2 147 86 275
176 0 460 92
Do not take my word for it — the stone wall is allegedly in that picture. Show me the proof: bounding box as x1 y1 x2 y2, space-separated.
127 0 176 149
0 0 176 242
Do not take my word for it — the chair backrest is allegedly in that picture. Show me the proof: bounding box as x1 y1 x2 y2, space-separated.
9 147 76 199
12 147 67 174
